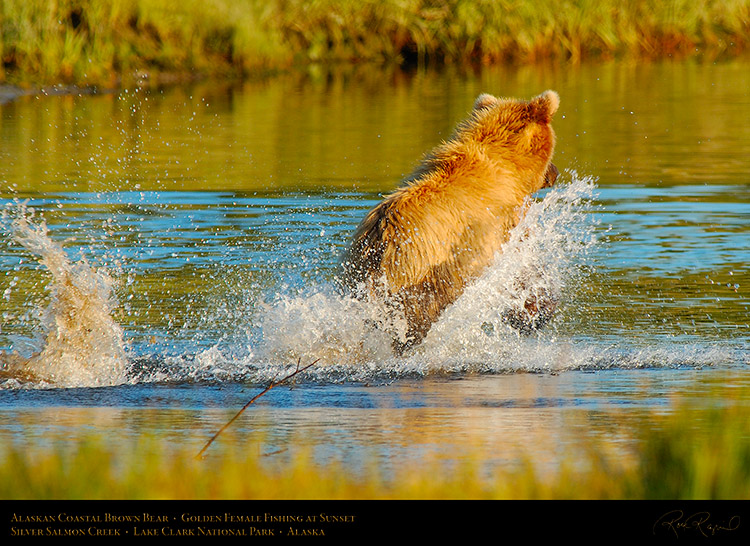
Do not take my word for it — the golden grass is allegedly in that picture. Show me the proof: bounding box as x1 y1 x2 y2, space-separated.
1 0 749 86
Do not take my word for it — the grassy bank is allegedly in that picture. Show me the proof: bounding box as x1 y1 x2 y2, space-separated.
2 381 749 499
1 0 749 86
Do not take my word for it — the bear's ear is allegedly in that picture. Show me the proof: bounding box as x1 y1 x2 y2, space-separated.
473 93 499 111
528 90 559 123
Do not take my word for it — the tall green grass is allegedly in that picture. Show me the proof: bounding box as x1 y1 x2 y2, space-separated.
1 0 749 85
2 382 749 499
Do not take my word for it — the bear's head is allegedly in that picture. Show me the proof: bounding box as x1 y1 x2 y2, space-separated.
468 90 559 194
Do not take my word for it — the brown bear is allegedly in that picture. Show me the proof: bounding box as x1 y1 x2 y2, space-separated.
339 90 561 353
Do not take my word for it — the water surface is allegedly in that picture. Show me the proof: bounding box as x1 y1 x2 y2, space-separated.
0 59 748 472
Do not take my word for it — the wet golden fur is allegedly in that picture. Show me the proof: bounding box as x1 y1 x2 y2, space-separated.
340 90 560 351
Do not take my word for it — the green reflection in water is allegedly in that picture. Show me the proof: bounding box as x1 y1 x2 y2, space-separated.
2 59 749 196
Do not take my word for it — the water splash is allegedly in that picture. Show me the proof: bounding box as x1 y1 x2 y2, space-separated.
251 173 602 375
0 205 128 388
3 173 735 390
414 171 600 368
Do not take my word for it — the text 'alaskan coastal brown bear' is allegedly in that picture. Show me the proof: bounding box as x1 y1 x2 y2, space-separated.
339 90 561 353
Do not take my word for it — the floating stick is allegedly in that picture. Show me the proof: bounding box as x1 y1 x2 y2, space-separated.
196 358 319 459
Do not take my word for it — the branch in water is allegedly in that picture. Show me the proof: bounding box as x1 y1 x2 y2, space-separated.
196 358 319 459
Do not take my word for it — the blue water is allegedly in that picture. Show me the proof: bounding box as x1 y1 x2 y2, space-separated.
0 60 748 470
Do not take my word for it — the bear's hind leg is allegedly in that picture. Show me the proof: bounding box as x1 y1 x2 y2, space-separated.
501 286 558 335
